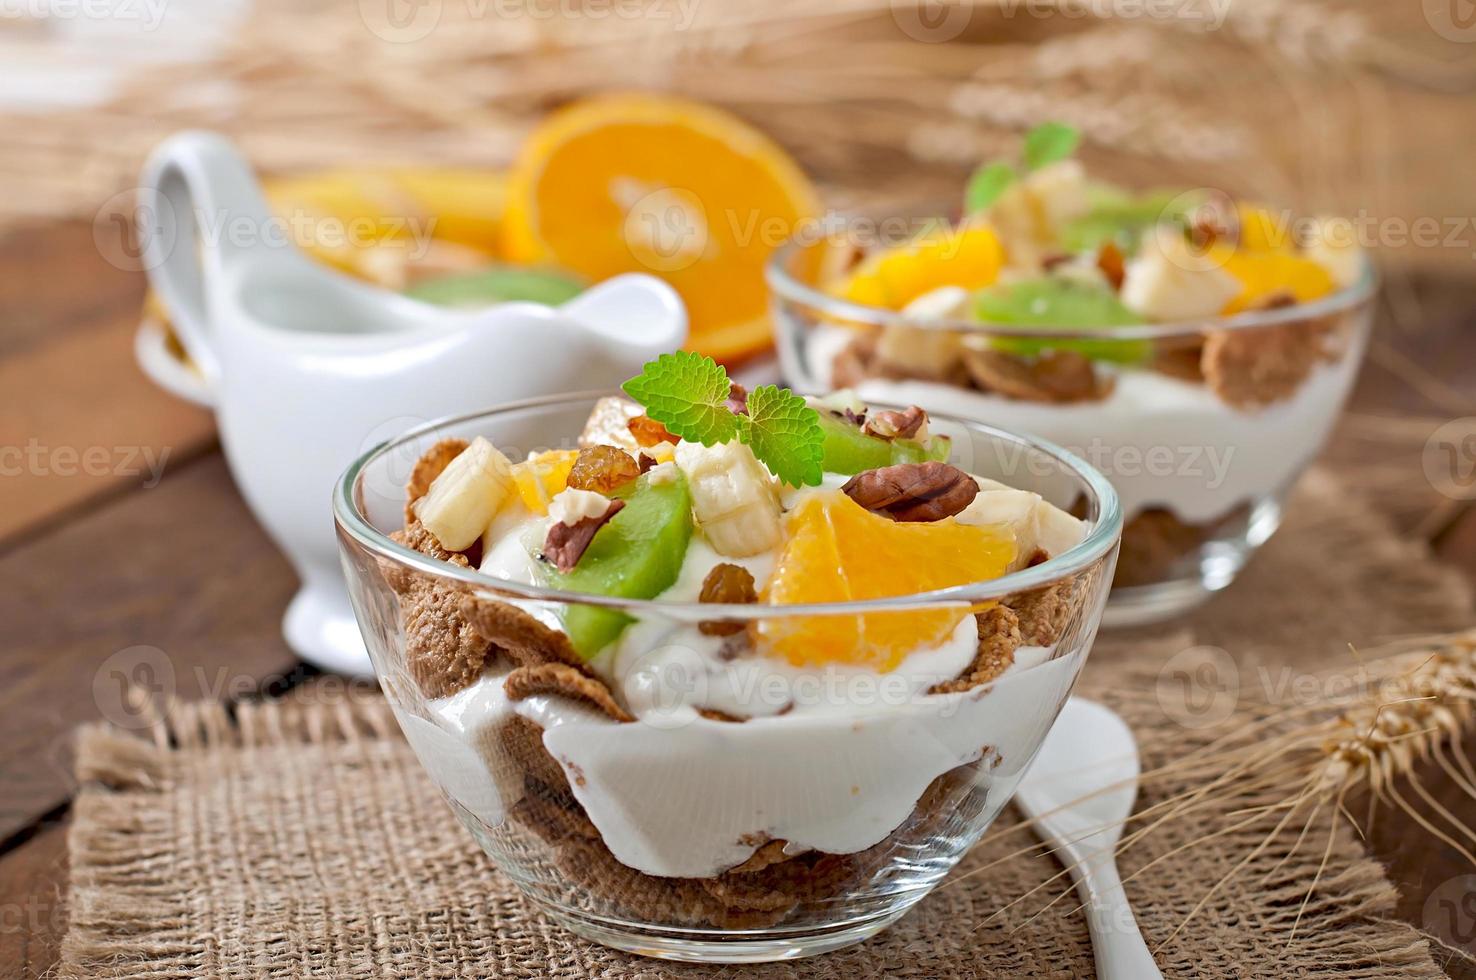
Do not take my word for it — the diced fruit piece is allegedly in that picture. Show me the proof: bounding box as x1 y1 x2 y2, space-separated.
567 445 641 494
510 449 579 515
403 264 585 308
874 285 971 379
1300 216 1362 289
957 478 1084 569
831 225 1003 310
758 491 1016 670
973 277 1149 364
1120 226 1241 322
1059 189 1197 254
580 396 643 452
1210 245 1336 314
698 563 758 636
674 440 783 558
628 414 679 447
552 472 694 657
1235 203 1292 251
412 436 515 550
815 411 949 474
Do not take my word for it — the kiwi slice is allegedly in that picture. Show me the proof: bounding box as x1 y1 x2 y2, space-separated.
974 277 1149 365
404 265 585 308
817 411 951 475
552 471 694 658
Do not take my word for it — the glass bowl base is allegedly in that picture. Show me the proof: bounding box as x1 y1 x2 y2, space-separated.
539 901 913 963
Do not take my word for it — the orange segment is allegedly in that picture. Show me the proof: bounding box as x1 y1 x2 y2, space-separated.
829 224 1003 311
758 491 1016 671
1211 245 1336 314
510 450 579 515
502 94 819 362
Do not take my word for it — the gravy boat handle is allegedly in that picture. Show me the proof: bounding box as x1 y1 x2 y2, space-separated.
138 131 285 388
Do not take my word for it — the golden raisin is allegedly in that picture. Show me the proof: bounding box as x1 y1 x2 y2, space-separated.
698 563 758 636
566 445 641 494
628 414 679 447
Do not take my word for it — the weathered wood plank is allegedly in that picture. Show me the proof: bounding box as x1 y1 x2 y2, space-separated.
0 821 67 980
0 310 215 546
0 454 301 841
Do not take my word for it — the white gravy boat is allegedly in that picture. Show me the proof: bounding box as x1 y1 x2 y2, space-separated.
139 132 687 676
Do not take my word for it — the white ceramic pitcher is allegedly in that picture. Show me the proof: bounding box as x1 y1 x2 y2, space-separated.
139 131 687 676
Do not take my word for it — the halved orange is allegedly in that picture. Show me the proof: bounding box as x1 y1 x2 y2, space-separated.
758 491 1016 672
502 94 820 362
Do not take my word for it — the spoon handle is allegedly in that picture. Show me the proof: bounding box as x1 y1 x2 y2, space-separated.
1080 858 1163 980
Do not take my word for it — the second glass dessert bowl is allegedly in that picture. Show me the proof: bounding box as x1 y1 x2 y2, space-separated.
770 235 1375 626
335 391 1120 962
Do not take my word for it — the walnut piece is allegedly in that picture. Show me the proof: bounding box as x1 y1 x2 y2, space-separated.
863 405 927 440
841 462 979 522
543 499 625 572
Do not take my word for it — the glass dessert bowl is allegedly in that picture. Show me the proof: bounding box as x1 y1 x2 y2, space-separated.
334 382 1120 962
768 125 1375 626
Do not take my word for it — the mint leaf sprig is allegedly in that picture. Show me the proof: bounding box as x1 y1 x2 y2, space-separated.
622 352 824 488
964 120 1082 213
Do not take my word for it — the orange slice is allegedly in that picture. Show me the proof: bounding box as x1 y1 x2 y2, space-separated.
829 224 1004 311
1211 245 1336 314
758 491 1016 671
510 450 578 515
502 94 820 362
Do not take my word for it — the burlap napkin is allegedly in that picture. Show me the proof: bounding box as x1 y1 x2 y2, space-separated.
59 467 1471 978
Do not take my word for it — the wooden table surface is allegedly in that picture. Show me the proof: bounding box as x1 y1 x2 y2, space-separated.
2 224 1474 978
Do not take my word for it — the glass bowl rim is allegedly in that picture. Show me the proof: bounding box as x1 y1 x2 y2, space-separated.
332 390 1124 619
764 234 1378 341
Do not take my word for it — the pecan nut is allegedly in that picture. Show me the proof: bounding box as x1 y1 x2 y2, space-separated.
543 499 625 572
841 462 979 522
863 405 927 440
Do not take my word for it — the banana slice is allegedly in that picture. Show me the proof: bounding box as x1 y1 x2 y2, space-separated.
957 478 1085 568
1121 226 1240 321
674 440 783 558
413 436 515 550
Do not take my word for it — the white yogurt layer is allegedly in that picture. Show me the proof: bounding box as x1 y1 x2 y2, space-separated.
808 325 1364 523
408 642 1081 879
397 471 1091 880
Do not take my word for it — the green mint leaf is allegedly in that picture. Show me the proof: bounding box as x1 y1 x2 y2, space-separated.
737 384 824 488
965 161 1016 213
1023 121 1080 171
622 351 738 446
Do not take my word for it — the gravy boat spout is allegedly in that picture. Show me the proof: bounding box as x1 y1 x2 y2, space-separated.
137 130 688 675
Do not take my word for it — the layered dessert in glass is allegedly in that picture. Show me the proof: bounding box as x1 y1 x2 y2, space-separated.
335 364 1120 961
770 124 1374 624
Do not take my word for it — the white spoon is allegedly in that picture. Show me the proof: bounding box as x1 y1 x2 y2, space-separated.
1015 697 1163 980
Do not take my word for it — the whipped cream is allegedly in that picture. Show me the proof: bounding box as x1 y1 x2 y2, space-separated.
808 324 1364 523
